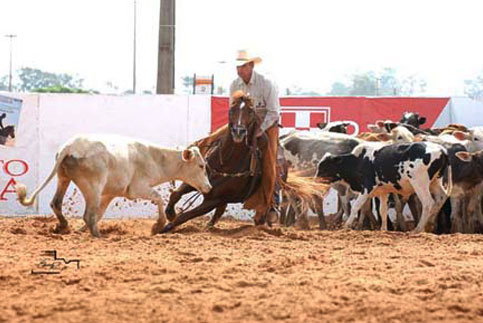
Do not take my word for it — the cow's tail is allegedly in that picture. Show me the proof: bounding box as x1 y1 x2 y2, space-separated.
443 162 453 197
16 146 70 206
442 153 453 197
281 173 330 216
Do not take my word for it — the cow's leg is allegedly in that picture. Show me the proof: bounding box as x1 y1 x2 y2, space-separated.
335 185 352 222
148 189 169 235
362 198 380 230
72 177 103 237
450 195 463 233
394 195 408 232
50 173 71 234
165 183 195 222
313 196 326 230
207 204 227 228
79 195 113 232
412 184 435 234
333 194 344 223
159 199 222 234
466 192 480 234
83 195 101 238
357 199 375 230
474 190 483 233
378 195 390 231
344 193 369 229
429 179 451 233
408 194 421 225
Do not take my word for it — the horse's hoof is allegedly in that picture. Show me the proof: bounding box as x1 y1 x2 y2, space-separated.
266 209 279 227
254 219 265 226
165 207 177 222
206 222 215 229
53 224 70 234
151 221 167 235
157 223 175 234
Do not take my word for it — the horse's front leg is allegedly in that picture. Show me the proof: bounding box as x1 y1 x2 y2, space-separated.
159 198 223 233
165 183 196 221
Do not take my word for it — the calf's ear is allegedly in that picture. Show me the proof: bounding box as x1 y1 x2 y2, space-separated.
455 151 472 162
182 149 194 162
453 131 470 141
419 117 426 125
317 122 327 129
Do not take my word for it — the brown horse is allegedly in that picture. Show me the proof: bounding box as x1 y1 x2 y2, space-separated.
160 92 266 233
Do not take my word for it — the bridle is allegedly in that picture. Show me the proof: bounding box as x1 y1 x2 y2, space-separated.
207 96 261 178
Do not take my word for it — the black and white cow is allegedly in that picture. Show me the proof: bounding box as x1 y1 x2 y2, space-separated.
280 132 362 227
421 130 483 233
400 112 427 129
316 121 352 134
316 141 453 233
452 150 483 233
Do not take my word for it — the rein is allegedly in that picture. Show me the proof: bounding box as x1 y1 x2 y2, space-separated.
205 139 257 178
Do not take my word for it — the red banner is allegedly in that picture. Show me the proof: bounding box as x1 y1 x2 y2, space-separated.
211 96 450 134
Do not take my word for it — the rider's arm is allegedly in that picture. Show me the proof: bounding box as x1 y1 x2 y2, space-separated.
260 82 280 132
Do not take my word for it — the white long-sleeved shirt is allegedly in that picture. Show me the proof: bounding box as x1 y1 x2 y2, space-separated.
229 71 280 132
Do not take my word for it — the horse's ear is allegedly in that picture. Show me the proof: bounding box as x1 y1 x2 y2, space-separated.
232 90 245 101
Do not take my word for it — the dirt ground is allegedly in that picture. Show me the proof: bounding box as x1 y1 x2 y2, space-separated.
1 216 483 323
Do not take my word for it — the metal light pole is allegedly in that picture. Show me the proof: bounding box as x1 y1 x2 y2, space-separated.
5 34 17 92
132 0 137 94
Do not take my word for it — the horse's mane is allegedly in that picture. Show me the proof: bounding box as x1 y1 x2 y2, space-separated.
231 90 254 109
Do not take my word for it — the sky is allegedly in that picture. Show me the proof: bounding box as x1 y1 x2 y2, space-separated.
1 0 483 96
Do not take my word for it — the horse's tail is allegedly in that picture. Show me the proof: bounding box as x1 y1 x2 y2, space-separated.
280 173 330 217
16 145 70 206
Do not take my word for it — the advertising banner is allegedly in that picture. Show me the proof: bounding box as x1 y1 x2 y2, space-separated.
0 94 23 147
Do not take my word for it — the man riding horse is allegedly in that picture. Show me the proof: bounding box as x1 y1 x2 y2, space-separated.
193 50 280 223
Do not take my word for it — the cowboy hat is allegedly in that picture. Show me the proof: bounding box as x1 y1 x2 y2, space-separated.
234 49 262 67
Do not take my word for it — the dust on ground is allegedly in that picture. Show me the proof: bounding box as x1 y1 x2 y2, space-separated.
1 216 483 323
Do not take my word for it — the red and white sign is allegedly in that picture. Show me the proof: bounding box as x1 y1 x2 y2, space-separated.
211 96 451 133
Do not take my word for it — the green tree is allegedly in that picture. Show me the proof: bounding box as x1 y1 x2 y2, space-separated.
17 67 84 92
328 68 426 96
285 85 321 96
328 82 350 95
32 85 97 94
464 72 483 100
0 75 8 91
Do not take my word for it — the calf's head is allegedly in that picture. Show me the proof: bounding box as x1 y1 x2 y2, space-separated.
400 112 426 128
455 150 483 172
453 128 483 152
180 147 212 194
316 152 345 184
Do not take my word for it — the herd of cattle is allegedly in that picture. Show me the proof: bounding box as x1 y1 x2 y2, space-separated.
281 112 483 234
12 111 483 236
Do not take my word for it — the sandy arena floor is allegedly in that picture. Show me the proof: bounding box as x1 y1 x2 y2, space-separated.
1 216 483 323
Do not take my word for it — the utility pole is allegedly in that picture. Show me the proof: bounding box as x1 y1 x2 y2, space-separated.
5 34 16 92
156 0 175 94
133 0 137 94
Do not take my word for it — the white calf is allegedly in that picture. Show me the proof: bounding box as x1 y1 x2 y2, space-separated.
16 134 212 237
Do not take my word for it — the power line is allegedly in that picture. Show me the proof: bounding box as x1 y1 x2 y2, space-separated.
5 34 17 92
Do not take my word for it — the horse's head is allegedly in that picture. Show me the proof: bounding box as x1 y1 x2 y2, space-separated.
228 91 259 144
